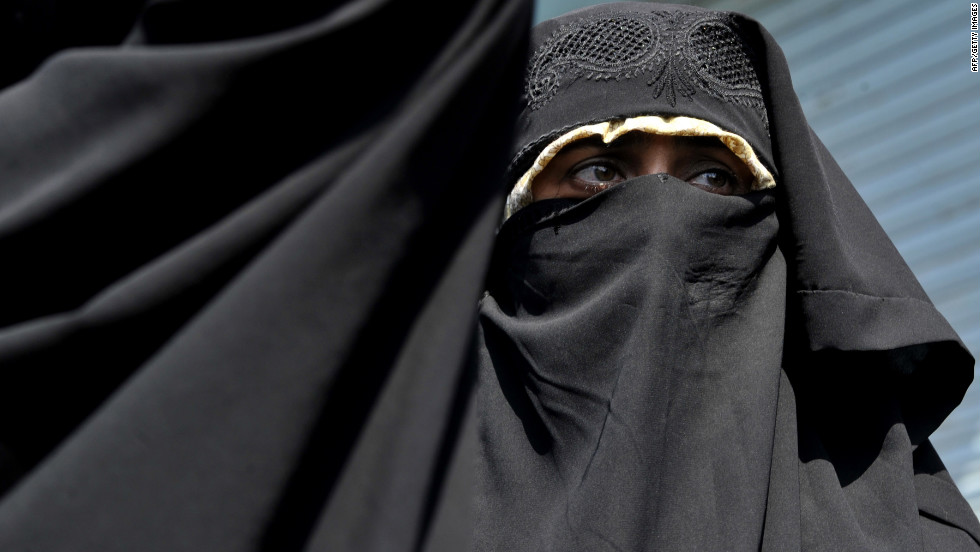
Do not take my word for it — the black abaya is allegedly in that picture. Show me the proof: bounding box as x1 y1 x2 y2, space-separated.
0 0 531 550
0 1 976 551
476 3 978 551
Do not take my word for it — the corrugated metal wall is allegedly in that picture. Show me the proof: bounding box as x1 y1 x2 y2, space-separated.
535 0 980 516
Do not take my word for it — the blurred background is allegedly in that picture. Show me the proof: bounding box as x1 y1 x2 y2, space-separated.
534 0 980 517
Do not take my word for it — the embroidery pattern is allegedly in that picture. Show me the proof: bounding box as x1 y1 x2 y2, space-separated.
526 13 663 109
526 10 768 129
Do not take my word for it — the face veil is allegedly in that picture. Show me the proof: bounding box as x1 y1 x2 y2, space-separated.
475 3 979 551
480 177 785 550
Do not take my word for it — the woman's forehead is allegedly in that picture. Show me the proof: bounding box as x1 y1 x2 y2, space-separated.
550 133 730 161
592 132 726 149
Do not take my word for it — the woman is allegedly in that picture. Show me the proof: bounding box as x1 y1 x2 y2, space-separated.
476 3 979 550
0 1 974 550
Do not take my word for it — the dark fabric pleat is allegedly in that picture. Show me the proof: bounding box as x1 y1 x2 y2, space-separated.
750 19 978 550
0 0 531 549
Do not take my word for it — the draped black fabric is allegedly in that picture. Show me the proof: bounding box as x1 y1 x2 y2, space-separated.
476 3 979 551
0 0 531 550
478 179 786 550
1 0 977 550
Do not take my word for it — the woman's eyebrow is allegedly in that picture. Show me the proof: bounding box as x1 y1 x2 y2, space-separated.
675 135 727 150
556 133 729 156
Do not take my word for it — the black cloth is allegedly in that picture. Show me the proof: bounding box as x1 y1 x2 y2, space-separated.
476 2 979 551
0 0 530 550
479 179 787 550
0 1 977 550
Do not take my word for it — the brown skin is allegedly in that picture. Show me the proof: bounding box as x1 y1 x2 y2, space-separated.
531 132 755 200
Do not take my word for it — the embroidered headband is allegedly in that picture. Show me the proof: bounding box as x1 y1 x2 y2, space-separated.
507 3 774 196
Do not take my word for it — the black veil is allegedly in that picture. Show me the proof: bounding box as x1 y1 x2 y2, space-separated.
0 1 976 551
476 3 978 551
0 0 530 549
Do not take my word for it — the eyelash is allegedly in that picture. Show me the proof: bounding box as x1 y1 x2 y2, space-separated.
565 160 741 194
689 168 738 191
566 160 626 194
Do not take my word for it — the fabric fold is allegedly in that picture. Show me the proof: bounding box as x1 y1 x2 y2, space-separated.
0 0 531 550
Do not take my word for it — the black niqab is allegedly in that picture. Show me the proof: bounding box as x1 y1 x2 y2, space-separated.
479 179 785 550
476 3 978 551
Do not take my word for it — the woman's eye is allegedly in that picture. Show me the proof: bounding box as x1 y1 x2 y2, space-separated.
557 161 629 197
540 157 629 200
569 162 625 184
689 169 738 192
